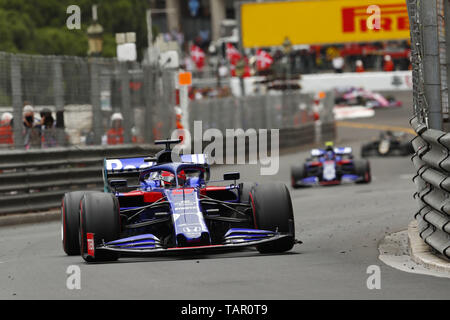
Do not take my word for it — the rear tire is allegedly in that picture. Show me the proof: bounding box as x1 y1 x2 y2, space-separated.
291 165 305 188
61 191 93 256
80 192 121 262
354 160 371 184
250 183 295 253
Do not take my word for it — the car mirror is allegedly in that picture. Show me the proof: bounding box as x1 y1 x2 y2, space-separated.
110 179 127 189
224 172 240 181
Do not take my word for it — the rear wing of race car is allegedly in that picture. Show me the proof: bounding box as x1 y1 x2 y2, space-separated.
334 147 352 155
310 147 353 157
103 154 209 191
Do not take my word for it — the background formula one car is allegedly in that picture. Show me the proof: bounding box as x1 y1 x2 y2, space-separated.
61 140 296 263
334 87 402 109
361 131 414 157
291 143 371 188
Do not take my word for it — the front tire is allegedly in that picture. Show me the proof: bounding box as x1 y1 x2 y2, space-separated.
354 159 371 184
291 165 305 188
80 192 121 262
250 183 295 253
61 191 93 255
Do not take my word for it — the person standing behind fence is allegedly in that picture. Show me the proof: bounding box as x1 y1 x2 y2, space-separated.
332 55 345 73
107 113 124 145
40 108 57 148
355 60 365 73
383 55 395 72
22 104 41 149
0 112 13 146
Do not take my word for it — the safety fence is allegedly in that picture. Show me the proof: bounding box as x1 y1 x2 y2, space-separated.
407 0 450 258
0 52 177 149
0 122 334 215
411 117 450 259
0 52 333 151
189 92 321 132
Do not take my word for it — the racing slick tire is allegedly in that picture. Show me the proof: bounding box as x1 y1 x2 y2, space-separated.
239 182 255 204
354 159 371 184
62 191 94 256
80 192 121 262
250 183 295 254
291 165 305 188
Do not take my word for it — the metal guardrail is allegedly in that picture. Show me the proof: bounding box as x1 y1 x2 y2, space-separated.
0 123 335 215
0 144 161 214
411 116 450 259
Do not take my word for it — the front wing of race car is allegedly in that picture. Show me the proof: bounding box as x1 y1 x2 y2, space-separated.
86 229 291 258
294 174 363 187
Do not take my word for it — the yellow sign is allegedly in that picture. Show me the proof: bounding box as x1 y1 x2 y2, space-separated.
241 0 410 48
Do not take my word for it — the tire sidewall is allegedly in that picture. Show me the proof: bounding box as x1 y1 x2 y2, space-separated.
79 192 120 262
250 183 295 253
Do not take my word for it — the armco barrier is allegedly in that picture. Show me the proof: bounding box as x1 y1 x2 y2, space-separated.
0 144 161 215
0 122 334 215
411 116 450 259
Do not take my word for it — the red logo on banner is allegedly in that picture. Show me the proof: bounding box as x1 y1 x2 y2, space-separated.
342 4 409 33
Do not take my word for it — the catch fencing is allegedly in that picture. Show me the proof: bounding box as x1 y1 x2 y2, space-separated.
0 52 177 149
0 52 333 151
407 0 450 258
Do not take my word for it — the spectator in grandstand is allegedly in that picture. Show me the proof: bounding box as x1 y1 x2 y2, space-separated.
0 112 13 146
383 55 395 72
22 104 41 149
107 112 124 145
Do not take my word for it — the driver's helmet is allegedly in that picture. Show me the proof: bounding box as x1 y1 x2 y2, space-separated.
177 170 186 186
324 141 335 160
324 141 334 152
160 171 175 187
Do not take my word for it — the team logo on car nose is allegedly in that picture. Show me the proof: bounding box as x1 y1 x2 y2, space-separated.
183 226 201 233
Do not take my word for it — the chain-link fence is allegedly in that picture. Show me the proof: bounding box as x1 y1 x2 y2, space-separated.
0 51 327 151
0 52 177 150
407 0 449 129
188 92 318 133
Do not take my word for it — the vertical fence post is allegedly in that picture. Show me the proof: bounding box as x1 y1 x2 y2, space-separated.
443 0 450 130
422 0 443 129
90 58 103 145
53 56 66 146
11 55 24 149
120 62 132 144
407 0 422 119
143 65 155 144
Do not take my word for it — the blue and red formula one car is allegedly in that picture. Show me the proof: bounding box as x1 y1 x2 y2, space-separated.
291 142 371 188
61 140 296 262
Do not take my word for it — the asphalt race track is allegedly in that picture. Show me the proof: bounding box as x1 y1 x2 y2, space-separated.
1 91 449 299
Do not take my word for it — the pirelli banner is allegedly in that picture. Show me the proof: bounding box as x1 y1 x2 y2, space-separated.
240 0 410 48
